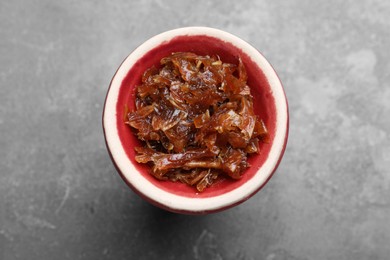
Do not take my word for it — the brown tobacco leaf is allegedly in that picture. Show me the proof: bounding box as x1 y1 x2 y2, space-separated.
126 52 269 192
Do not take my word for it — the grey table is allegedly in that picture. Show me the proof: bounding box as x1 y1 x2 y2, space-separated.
1 1 389 259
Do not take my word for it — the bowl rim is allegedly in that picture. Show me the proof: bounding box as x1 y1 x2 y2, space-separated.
102 26 289 214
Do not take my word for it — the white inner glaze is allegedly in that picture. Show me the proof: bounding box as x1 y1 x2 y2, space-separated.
103 27 288 212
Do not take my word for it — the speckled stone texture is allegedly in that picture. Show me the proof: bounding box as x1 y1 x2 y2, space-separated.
1 1 389 259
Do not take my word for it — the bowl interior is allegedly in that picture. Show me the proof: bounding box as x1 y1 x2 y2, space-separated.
115 34 277 198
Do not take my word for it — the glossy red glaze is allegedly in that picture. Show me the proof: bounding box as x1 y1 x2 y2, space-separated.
115 35 278 198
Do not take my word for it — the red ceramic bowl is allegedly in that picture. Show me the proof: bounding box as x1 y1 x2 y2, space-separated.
103 27 288 214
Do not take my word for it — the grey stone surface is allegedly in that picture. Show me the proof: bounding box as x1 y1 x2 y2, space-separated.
1 0 389 259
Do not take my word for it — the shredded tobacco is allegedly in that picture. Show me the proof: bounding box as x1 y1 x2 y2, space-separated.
126 52 269 192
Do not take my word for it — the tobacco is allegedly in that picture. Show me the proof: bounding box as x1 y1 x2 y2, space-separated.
126 52 268 192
